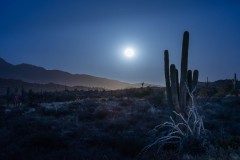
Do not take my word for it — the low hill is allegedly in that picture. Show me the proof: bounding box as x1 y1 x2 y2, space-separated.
0 58 138 90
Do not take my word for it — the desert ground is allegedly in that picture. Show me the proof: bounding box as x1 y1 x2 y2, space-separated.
0 87 239 160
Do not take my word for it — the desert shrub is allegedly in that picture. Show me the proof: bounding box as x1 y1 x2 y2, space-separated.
106 119 130 133
93 106 111 119
144 109 207 153
142 89 208 157
221 96 240 107
77 110 94 121
147 88 166 106
214 136 240 149
25 131 67 151
0 97 8 105
135 87 153 98
197 87 216 97
70 99 102 121
114 135 144 157
123 87 154 98
119 98 133 107
215 85 232 97
40 105 71 117
99 132 144 158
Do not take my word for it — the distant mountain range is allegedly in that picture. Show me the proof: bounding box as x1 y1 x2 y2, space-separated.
0 58 238 95
0 78 94 95
0 58 151 90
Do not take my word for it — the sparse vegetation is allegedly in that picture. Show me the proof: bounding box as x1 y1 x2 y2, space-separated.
0 87 166 159
0 84 240 160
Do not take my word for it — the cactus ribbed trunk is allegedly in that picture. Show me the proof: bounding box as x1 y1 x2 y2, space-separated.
164 50 173 107
192 70 199 90
170 64 181 113
187 70 193 92
187 70 192 105
180 31 189 113
176 68 180 100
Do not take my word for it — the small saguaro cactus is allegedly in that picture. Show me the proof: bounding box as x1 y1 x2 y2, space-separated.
232 73 238 96
192 70 199 91
164 31 199 116
170 64 181 113
186 69 198 105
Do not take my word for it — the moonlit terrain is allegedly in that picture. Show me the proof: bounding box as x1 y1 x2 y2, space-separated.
0 1 240 160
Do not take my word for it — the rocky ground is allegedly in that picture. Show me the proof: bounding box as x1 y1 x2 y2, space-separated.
0 90 240 160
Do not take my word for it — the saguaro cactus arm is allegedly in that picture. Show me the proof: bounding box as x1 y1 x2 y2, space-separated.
192 70 199 90
170 64 181 113
164 50 173 107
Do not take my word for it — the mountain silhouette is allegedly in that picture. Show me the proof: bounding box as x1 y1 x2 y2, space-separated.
0 58 137 90
0 77 94 95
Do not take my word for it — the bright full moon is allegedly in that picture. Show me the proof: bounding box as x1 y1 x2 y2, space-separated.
124 48 135 58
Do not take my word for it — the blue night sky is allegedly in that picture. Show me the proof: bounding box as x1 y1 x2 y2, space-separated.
0 0 240 85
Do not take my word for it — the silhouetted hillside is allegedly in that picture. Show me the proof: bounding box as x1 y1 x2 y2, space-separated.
0 78 96 95
0 58 139 90
198 79 238 88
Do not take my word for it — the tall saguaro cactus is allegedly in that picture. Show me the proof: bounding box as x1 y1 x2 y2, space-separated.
164 31 199 116
179 31 189 112
164 50 173 107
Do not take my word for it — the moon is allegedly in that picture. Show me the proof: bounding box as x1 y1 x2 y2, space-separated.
124 48 135 58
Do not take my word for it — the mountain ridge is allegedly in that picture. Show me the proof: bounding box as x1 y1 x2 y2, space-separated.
0 58 140 90
0 77 94 95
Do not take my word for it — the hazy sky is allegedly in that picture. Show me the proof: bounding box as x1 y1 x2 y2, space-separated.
0 0 240 85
